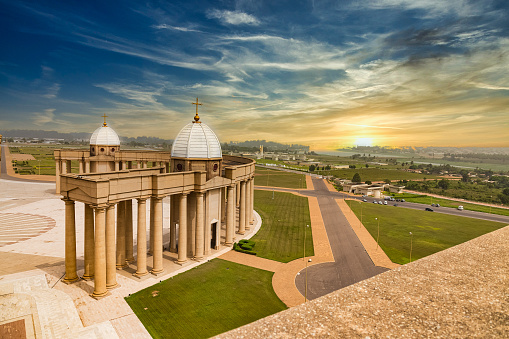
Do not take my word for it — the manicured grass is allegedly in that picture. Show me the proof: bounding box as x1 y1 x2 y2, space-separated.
9 145 63 175
126 259 287 339
347 200 507 265
252 190 313 262
390 193 509 217
254 167 307 189
314 168 442 182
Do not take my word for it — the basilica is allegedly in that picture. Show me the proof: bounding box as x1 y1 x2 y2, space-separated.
55 101 255 299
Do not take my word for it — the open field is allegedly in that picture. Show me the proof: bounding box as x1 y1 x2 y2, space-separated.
390 193 509 217
254 167 307 189
252 190 313 262
9 145 67 175
347 200 507 264
397 157 509 172
313 168 443 182
126 259 286 339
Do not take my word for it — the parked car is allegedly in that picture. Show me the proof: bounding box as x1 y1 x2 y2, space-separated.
431 203 435 207
425 207 434 212
362 199 367 202
458 205 464 210
390 197 395 201
393 203 398 207
396 199 400 202
383 201 388 205
401 199 406 202
373 201 377 204
436 204 440 207
378 201 383 204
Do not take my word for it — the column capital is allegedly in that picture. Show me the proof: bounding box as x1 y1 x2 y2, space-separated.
61 197 74 204
196 191 205 197
137 197 149 202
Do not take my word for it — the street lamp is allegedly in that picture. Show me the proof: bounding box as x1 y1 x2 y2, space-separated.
375 217 380 250
490 195 492 214
305 258 312 302
409 232 413 263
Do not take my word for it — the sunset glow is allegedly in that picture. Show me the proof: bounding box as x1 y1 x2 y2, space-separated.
0 1 508 149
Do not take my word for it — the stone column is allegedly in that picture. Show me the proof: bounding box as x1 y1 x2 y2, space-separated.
246 179 251 230
55 160 61 194
226 185 235 246
195 192 204 261
143 161 148 169
239 181 247 235
134 198 149 278
151 197 164 275
236 182 241 207
106 204 118 289
85 160 90 173
115 161 120 171
250 177 255 224
221 187 226 223
61 160 67 174
79 160 84 174
116 201 127 269
125 200 134 262
92 207 108 299
63 198 79 284
137 161 141 169
149 198 154 254
169 195 177 253
82 204 94 280
177 193 188 264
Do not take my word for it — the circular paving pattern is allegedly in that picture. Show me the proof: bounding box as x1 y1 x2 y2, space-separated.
0 213 56 247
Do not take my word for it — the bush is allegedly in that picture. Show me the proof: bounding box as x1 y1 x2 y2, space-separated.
233 242 257 255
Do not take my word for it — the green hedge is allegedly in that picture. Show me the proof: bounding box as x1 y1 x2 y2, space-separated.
233 241 257 255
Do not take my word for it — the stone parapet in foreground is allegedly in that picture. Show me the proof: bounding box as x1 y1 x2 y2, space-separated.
219 226 509 338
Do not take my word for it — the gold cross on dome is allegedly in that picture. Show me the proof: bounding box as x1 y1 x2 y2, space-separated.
192 97 202 123
102 114 108 126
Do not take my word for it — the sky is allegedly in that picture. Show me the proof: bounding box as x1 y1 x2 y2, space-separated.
0 0 508 149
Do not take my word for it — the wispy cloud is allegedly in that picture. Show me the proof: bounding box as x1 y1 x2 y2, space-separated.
153 24 202 33
207 9 260 25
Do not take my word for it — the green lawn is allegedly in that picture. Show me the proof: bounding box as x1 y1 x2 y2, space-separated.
126 259 287 339
390 193 509 217
254 167 307 189
9 145 65 175
347 200 507 265
314 168 442 182
252 190 313 262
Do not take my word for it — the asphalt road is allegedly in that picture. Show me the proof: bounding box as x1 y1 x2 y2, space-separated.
293 178 388 300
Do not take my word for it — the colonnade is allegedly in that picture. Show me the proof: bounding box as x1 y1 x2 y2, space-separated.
62 176 255 299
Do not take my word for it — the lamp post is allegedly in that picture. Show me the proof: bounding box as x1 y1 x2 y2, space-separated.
490 195 492 214
305 258 312 302
375 217 380 250
409 232 413 263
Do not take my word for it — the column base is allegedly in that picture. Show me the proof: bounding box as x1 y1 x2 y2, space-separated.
133 271 149 280
194 256 204 262
126 257 135 263
82 274 94 281
225 242 233 247
237 231 245 235
177 259 187 266
107 282 120 290
151 268 165 276
169 248 177 253
116 264 128 270
91 290 110 300
62 275 80 284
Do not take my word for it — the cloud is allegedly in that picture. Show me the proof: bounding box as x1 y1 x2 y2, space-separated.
153 24 201 33
207 9 260 25
42 83 61 99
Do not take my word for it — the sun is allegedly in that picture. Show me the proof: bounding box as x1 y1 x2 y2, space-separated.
354 137 373 147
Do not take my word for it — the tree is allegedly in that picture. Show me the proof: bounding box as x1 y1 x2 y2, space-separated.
352 173 361 182
365 164 369 168
384 179 391 184
365 180 372 185
325 165 331 170
438 179 450 190
309 164 316 172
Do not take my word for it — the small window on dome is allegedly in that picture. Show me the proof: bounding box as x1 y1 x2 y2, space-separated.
177 163 183 171
111 148 115 152
100 148 105 152
213 163 218 172
91 148 95 155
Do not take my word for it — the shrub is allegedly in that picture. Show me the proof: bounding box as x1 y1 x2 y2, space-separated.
233 242 257 256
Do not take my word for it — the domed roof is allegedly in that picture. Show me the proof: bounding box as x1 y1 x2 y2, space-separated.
90 125 120 146
171 121 222 159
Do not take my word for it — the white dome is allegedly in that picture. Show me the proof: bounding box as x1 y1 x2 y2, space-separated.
171 122 222 158
90 125 120 146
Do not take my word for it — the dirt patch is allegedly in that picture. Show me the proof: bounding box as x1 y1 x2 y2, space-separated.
11 154 35 161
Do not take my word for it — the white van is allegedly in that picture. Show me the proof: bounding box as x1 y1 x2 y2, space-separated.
457 206 464 210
